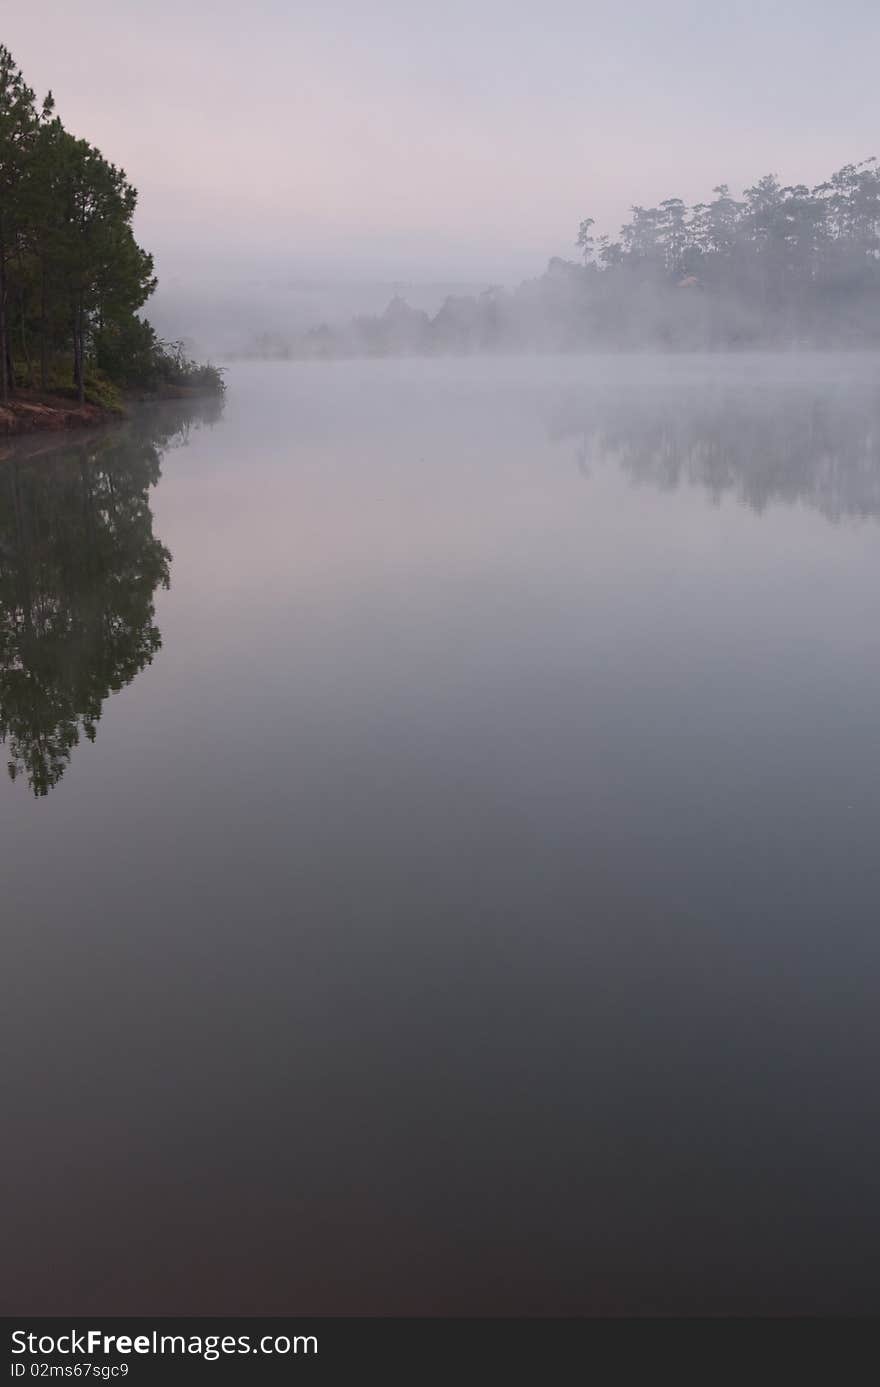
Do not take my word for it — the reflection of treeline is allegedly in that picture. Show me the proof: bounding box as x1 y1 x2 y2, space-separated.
0 398 220 795
282 159 880 356
549 383 880 523
0 45 224 407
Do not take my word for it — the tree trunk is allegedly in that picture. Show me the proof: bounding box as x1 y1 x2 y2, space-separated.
0 247 8 406
39 265 48 392
72 304 84 404
18 282 33 387
76 303 86 405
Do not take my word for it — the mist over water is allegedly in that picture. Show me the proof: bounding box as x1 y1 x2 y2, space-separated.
146 276 494 362
5 0 880 1331
4 356 880 1314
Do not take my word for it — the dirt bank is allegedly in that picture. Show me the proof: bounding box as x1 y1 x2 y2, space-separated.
0 395 106 436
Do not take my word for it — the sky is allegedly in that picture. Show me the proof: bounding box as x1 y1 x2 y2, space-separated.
4 1 879 294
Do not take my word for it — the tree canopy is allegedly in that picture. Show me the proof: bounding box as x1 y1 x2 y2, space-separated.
0 44 222 406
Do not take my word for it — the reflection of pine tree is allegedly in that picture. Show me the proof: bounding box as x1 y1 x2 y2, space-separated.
0 400 218 795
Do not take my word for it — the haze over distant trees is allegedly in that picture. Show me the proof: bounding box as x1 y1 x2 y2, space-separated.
0 44 222 410
273 159 880 357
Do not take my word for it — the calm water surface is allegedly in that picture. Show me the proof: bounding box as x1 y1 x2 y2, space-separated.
4 356 880 1314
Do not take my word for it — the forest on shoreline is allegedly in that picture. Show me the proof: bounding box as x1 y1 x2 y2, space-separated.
256 159 880 359
7 34 880 381
0 44 222 421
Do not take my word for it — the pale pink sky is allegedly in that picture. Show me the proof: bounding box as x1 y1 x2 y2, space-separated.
5 1 878 284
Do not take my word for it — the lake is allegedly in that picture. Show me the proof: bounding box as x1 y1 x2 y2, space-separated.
4 355 880 1314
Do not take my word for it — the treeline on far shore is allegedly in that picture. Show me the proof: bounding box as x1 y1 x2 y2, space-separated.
244 158 880 359
0 45 223 414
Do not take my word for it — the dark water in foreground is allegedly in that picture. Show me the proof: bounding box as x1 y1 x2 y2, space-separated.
3 356 880 1315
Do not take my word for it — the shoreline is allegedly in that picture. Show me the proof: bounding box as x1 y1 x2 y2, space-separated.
0 384 221 439
0 396 106 437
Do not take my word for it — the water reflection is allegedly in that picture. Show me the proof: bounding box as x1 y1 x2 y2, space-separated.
550 380 880 522
0 399 220 795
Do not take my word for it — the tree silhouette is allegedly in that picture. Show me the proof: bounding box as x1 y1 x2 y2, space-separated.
1 43 222 400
